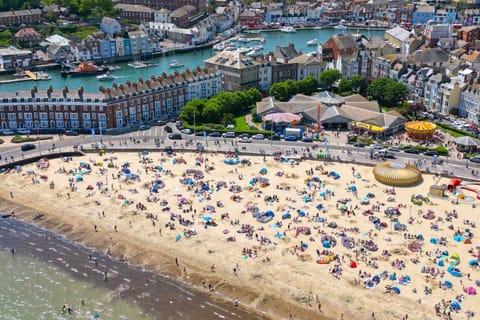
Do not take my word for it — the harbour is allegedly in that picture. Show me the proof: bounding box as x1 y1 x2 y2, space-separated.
0 28 384 93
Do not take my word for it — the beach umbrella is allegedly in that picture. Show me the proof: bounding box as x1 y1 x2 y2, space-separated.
476 280 480 287
465 286 476 295
437 260 444 267
157 166 163 171
349 185 357 191
469 259 479 266
450 301 461 311
203 216 212 222
350 261 357 268
443 280 452 288
361 196 369 202
453 235 464 242
322 240 331 248
391 286 401 294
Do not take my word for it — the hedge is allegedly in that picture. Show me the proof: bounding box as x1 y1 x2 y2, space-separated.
11 135 53 143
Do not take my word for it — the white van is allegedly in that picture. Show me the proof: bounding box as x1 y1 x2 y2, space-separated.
222 132 235 138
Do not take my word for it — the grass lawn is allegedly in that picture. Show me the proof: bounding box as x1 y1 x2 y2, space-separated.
234 115 251 131
439 128 464 138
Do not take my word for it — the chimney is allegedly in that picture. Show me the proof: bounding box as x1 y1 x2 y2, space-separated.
174 71 179 76
119 84 125 93
162 72 167 78
132 82 138 91
112 83 118 89
126 80 131 87
47 86 53 98
145 79 151 87
78 86 84 99
151 75 156 81
106 88 112 96
33 85 38 93
63 86 69 98
31 88 35 98
138 77 144 84
98 86 105 93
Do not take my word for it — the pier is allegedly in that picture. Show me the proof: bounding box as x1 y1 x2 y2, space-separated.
0 70 50 84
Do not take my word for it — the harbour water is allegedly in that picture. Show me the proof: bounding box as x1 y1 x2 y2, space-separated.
0 28 384 93
0 217 262 320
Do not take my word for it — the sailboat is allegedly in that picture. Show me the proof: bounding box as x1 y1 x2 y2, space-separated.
128 51 158 69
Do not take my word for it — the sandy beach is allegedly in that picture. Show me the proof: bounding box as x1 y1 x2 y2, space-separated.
0 150 479 320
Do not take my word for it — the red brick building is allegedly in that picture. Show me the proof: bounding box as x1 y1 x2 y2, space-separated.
0 9 42 26
458 26 480 48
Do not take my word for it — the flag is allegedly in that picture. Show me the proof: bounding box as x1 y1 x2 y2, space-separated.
91 128 95 137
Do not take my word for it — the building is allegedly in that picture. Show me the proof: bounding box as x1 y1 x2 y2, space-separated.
0 68 221 131
204 51 259 92
412 5 435 25
100 17 122 36
115 4 158 24
290 51 327 81
256 92 406 134
14 28 42 47
155 8 171 23
439 79 467 115
116 0 205 11
434 6 456 24
170 5 200 28
0 9 42 26
0 47 33 71
128 30 151 55
459 88 480 125
457 26 480 48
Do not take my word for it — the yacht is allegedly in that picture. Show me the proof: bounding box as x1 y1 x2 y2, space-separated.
108 65 121 71
307 38 318 46
169 60 185 68
35 71 51 81
279 26 296 33
334 20 348 30
213 41 229 50
128 61 158 69
96 72 117 81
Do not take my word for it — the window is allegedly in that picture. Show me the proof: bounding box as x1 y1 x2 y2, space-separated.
8 113 16 120
55 112 63 119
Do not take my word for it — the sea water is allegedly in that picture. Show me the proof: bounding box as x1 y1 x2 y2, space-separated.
0 217 260 320
0 250 148 319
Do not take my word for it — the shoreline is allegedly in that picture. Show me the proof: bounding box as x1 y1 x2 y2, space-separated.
0 194 330 320
1 150 478 320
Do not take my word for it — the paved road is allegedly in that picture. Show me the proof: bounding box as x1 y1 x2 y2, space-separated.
1 124 479 181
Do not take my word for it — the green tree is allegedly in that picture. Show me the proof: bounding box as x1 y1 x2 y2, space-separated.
285 79 297 97
246 88 262 104
179 99 206 124
221 113 235 126
269 82 289 101
350 75 366 95
384 82 409 107
319 69 341 89
202 101 221 123
297 76 318 95
367 77 392 104
338 79 352 94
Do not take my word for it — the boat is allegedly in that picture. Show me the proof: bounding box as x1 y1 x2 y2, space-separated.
334 20 348 30
13 69 27 78
279 26 296 33
96 72 117 81
307 38 318 46
61 62 106 77
233 47 252 54
169 60 184 68
245 29 261 34
128 61 158 69
213 41 229 50
108 64 121 71
35 71 51 81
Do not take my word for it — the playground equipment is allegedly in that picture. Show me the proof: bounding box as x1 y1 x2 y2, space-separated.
448 178 480 200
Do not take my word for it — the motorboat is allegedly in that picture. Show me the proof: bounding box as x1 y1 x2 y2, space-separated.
307 38 318 46
96 72 117 81
128 61 158 69
279 26 296 33
213 41 229 50
61 61 106 77
169 60 185 68
35 71 51 81
334 20 348 30
108 64 121 71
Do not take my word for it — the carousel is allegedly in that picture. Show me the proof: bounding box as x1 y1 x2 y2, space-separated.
373 162 422 186
405 121 436 140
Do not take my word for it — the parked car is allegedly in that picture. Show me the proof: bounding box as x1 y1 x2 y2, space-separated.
353 142 366 148
181 128 192 134
301 136 313 142
238 133 250 139
21 143 36 151
222 132 235 138
269 134 281 141
284 135 297 141
168 133 182 140
387 146 400 152
226 124 235 129
164 126 172 133
157 120 167 125
238 137 252 143
404 148 420 154
424 150 439 156
139 125 150 130
65 130 79 136
369 144 383 150
383 153 396 159
17 129 31 135
209 131 221 137
1 130 14 135
469 156 480 163
252 134 264 140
